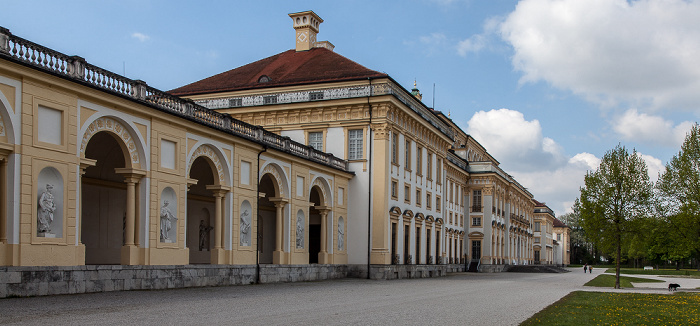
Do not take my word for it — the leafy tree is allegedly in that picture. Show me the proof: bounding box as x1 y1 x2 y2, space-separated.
578 145 654 288
657 123 700 269
559 211 593 264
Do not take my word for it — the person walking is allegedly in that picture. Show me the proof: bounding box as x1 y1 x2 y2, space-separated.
584 264 588 273
589 265 593 273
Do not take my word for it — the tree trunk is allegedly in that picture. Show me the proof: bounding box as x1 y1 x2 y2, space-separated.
615 227 621 289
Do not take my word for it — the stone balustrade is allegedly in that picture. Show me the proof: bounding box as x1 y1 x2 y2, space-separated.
0 26 349 172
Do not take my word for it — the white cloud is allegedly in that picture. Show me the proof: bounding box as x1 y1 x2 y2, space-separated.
131 32 150 42
612 109 695 146
499 0 700 111
637 152 665 182
466 108 566 171
457 34 486 55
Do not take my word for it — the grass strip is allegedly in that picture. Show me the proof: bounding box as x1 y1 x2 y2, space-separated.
604 268 700 278
584 274 663 288
521 291 700 326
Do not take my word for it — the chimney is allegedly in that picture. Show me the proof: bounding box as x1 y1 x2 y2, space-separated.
289 11 333 52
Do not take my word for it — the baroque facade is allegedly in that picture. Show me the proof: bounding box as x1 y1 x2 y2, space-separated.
0 11 570 296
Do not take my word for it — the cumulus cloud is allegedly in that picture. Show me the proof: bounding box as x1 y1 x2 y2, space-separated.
637 152 665 182
499 0 700 111
131 32 150 42
612 109 695 146
457 17 501 56
466 108 566 171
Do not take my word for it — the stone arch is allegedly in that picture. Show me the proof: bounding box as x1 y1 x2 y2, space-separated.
309 175 332 207
187 144 230 186
79 116 146 169
0 84 17 144
259 162 289 198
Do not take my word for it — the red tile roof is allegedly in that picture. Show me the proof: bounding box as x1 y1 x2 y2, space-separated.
553 218 568 228
169 48 387 96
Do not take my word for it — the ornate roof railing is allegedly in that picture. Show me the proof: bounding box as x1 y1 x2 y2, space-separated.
0 27 349 172
194 79 455 140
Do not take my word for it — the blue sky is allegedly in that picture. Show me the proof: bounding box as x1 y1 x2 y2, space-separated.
3 0 699 216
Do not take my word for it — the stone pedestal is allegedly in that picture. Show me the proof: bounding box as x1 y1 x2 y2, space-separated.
37 232 56 238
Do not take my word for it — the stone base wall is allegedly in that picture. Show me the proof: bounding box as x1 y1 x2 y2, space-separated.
368 264 465 280
479 264 508 273
0 263 459 298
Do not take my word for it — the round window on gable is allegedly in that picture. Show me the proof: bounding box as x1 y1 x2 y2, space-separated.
258 75 270 83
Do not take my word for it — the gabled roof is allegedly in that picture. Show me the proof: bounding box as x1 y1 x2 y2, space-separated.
169 48 387 96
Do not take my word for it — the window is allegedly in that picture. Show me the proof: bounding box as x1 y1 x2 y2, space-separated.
391 132 398 164
426 193 432 209
436 196 441 212
308 132 323 151
405 139 411 170
263 95 277 104
471 240 481 260
404 184 410 203
228 98 242 107
449 212 453 224
427 153 433 179
450 182 454 203
472 217 481 226
436 158 442 183
348 129 363 160
472 190 482 212
416 188 421 206
309 91 324 101
416 147 423 175
534 222 541 232
391 180 398 200
557 233 561 241
460 214 464 227
535 237 540 243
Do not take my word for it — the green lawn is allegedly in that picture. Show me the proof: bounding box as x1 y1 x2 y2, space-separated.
584 274 664 288
604 268 700 278
521 291 700 326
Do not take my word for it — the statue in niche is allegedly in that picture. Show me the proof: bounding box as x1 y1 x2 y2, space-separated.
37 184 56 234
240 209 251 246
199 219 213 251
296 215 304 249
159 200 177 242
338 220 345 251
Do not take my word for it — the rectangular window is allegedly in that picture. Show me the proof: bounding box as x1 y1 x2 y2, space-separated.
436 158 442 183
472 217 481 226
472 190 482 212
535 237 541 243
427 193 432 209
416 147 423 175
391 180 398 200
309 91 324 101
228 98 242 107
416 188 422 206
404 184 411 203
308 131 323 151
534 222 541 232
348 129 363 160
460 215 464 227
557 233 561 241
405 139 411 170
391 132 398 164
449 212 453 224
427 153 433 180
436 196 441 212
263 95 277 104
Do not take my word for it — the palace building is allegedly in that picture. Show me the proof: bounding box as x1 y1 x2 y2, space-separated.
0 11 569 297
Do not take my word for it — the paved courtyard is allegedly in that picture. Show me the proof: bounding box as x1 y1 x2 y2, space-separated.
0 267 682 325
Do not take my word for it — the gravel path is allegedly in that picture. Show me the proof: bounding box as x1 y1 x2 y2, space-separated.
0 267 619 326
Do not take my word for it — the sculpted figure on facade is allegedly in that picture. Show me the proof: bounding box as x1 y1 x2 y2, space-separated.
199 219 213 251
37 184 56 234
159 200 177 242
296 213 304 248
338 218 344 250
240 209 251 246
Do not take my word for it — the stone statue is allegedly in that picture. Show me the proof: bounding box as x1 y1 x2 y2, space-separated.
199 219 213 251
37 184 56 234
240 209 251 246
159 200 177 242
338 220 344 250
296 215 304 248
